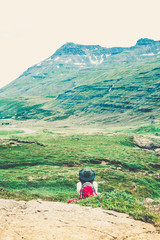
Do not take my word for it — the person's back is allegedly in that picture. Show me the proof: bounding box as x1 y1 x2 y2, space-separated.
77 168 98 197
67 168 98 203
77 181 98 194
79 181 97 199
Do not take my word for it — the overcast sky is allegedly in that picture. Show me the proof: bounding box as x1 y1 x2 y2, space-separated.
0 0 160 89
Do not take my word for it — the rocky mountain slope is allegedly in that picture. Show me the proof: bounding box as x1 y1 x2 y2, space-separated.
0 38 160 125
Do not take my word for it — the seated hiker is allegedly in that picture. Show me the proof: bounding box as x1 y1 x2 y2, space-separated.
67 168 98 203
77 168 98 198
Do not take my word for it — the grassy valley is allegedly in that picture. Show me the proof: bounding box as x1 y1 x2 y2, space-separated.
0 125 159 224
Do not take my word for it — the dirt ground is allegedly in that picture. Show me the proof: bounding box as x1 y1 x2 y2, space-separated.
0 199 159 240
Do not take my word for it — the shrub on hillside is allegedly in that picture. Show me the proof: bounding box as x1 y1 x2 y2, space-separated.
76 190 159 224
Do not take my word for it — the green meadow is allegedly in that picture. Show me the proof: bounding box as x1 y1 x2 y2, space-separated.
0 129 24 135
0 125 160 224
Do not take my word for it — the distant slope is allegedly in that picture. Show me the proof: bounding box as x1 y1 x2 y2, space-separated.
0 38 160 125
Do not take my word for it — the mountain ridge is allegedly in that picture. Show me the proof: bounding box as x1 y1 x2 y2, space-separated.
1 37 160 91
0 38 160 126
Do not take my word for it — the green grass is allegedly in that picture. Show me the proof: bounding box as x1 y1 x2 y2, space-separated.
132 124 160 135
76 190 159 225
0 130 24 135
0 128 159 224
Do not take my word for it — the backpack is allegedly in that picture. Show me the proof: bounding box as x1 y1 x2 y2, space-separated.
79 182 97 199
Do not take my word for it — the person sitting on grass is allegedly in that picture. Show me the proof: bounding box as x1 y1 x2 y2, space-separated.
67 168 98 203
77 168 98 198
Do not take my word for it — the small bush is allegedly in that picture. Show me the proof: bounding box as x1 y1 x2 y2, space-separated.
76 190 159 224
134 125 160 134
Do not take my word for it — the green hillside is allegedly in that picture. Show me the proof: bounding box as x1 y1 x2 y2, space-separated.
0 39 160 126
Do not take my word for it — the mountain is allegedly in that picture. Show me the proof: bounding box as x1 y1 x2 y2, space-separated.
0 38 160 126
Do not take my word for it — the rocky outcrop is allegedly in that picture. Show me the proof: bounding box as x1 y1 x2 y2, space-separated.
133 135 160 155
0 199 159 240
136 38 156 46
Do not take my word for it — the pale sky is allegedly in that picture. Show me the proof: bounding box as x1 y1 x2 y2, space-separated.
0 0 160 89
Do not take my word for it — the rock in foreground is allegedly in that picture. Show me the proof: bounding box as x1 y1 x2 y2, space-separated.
0 199 159 240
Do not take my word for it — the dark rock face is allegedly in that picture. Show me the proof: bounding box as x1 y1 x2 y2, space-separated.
52 42 126 58
50 38 160 65
136 38 155 46
53 42 86 56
